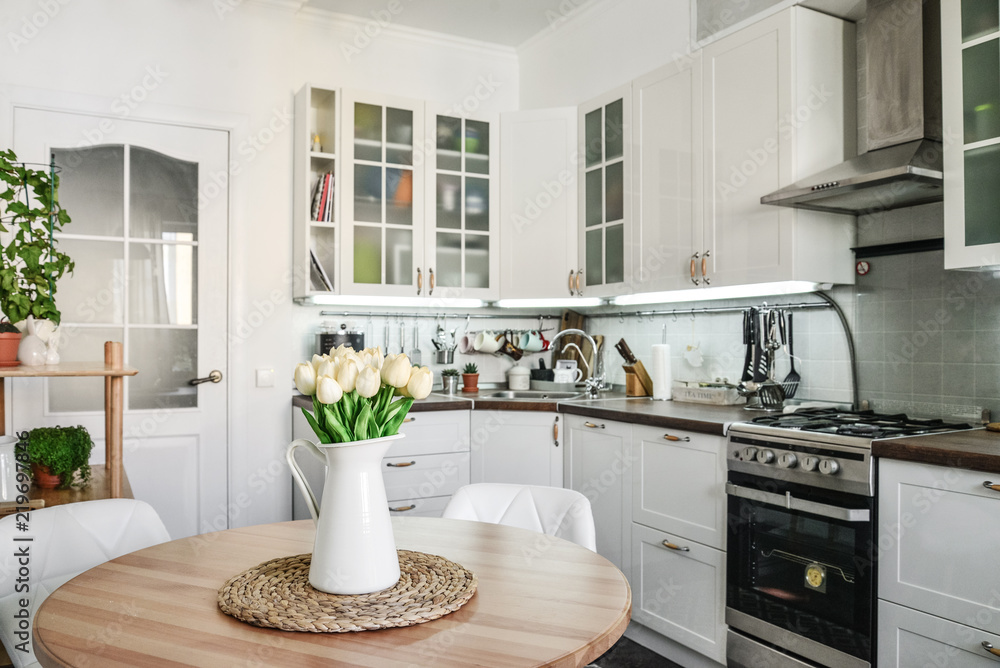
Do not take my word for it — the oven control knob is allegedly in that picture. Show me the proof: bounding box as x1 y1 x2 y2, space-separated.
801 456 819 471
778 453 798 469
819 459 841 475
741 447 758 461
756 449 775 464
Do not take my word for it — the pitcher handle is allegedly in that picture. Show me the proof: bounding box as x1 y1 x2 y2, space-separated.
287 438 325 523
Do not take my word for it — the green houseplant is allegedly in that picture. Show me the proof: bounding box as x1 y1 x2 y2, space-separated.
0 148 74 327
26 425 93 488
441 367 459 394
461 362 479 394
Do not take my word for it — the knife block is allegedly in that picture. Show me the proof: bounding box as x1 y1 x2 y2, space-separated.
623 362 653 397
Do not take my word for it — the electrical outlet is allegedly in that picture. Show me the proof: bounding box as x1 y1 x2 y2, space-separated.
256 368 275 388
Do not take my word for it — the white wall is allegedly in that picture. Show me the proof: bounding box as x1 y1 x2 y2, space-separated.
0 0 519 529
518 0 692 109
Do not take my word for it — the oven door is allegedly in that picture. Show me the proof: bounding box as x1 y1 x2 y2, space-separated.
726 471 875 668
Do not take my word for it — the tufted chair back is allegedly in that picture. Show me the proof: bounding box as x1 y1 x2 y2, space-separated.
0 499 170 668
442 483 597 551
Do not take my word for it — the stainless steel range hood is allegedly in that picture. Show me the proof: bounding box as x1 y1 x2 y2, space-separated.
762 0 942 215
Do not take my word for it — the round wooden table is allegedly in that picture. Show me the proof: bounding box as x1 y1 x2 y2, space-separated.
33 516 631 667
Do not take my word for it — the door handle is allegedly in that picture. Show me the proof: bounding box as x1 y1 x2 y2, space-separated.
661 540 690 552
984 481 1000 492
417 267 423 295
389 504 416 512
576 267 583 295
429 267 435 296
584 422 604 429
725 482 870 522
691 253 700 286
982 641 1000 657
386 461 416 468
664 434 690 442
568 270 576 296
189 370 222 385
702 250 710 285
553 416 559 446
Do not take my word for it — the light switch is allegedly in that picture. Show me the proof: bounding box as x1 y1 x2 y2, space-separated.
256 368 275 388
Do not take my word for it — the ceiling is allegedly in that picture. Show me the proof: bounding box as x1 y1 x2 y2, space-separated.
302 0 599 47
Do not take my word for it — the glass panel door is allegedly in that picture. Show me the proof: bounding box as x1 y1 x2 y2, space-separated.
581 95 627 292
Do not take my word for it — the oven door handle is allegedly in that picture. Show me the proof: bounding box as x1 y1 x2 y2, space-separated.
725 482 870 522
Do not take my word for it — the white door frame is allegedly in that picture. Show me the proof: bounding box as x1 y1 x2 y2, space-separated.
0 84 247 527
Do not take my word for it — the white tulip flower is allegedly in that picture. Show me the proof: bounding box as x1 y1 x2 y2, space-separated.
406 366 433 400
356 365 381 398
293 362 317 396
381 353 411 388
316 357 336 379
336 361 360 393
316 375 344 404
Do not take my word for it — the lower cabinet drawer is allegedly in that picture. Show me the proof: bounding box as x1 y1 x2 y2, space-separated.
631 522 726 664
387 495 451 518
878 600 1000 667
383 452 470 502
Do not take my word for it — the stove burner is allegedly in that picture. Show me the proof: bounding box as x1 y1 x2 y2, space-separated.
748 408 971 439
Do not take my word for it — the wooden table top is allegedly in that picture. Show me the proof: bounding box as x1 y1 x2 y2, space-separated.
33 517 631 667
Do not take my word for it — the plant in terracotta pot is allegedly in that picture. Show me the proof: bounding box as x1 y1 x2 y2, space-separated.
0 321 21 365
461 362 479 393
0 148 74 331
26 425 93 489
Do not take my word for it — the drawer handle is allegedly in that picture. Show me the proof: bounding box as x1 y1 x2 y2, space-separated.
386 461 416 468
663 434 690 442
389 504 416 512
982 641 1000 657
584 422 604 429
403 417 415 423
661 541 690 552
984 481 1000 492
553 420 559 445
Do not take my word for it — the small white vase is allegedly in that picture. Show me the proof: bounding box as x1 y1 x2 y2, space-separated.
16 316 56 366
287 433 403 595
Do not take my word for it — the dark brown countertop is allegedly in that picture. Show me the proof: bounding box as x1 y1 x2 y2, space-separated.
873 428 1000 474
557 396 750 436
293 393 473 412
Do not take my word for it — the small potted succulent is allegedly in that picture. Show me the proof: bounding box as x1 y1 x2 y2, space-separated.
441 368 459 395
26 425 93 489
461 362 479 394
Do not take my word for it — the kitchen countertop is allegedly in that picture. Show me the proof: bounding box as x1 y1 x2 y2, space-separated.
873 428 1000 474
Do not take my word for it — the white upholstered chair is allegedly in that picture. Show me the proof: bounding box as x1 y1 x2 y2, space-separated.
0 499 171 668
442 483 597 551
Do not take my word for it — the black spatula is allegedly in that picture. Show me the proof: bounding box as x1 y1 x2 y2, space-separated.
782 313 801 398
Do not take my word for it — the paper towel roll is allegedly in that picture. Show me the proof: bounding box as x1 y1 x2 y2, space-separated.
651 344 672 401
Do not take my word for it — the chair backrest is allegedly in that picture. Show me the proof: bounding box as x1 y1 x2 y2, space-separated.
0 499 170 668
442 483 597 551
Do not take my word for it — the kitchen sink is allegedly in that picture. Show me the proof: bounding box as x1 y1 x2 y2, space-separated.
481 390 584 400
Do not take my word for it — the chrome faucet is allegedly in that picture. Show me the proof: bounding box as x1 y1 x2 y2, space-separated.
549 328 605 398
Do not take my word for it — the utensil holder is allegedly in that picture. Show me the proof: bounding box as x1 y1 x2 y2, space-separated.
435 349 455 365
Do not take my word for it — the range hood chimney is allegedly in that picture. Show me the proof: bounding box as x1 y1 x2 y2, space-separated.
761 0 942 214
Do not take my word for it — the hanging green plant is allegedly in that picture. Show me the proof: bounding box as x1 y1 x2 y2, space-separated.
0 148 74 326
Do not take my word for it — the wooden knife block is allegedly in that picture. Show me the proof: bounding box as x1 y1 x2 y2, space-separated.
623 361 653 397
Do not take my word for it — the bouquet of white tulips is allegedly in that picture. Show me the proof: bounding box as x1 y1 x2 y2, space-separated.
294 345 434 443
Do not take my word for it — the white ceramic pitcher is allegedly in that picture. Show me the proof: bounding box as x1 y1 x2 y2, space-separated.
0 435 20 501
287 433 404 595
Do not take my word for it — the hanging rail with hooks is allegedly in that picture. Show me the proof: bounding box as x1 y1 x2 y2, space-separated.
585 300 834 321
318 311 563 321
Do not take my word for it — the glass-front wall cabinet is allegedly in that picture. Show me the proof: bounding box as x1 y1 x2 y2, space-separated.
579 87 630 297
426 113 498 300
945 1 1000 268
341 91 424 296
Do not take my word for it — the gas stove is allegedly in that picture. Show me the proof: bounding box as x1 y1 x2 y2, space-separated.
727 408 976 497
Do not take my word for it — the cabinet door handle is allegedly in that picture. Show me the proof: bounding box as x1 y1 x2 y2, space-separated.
429 267 435 296
584 421 604 429
982 641 1000 657
417 267 423 295
403 417 415 423
701 250 710 285
664 434 691 442
984 481 1000 492
386 461 416 468
576 267 584 295
389 504 416 512
690 253 700 286
568 270 576 296
553 417 559 446
661 540 690 552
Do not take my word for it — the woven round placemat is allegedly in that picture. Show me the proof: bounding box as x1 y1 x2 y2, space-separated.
218 550 477 633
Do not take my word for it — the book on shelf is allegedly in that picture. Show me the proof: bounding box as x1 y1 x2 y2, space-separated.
312 172 335 223
309 248 334 292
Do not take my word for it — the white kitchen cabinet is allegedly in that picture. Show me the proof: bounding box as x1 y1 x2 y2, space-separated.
499 108 580 300
293 84 340 298
470 410 562 486
423 107 499 300
578 85 631 298
878 600 1000 668
631 522 727 664
563 415 632 575
631 424 727 551
878 459 1000 635
943 3 1000 269
339 88 426 297
291 405 470 520
631 59 702 293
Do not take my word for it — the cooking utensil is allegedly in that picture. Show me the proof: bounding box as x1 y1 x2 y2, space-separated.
399 322 405 354
617 339 637 365
409 323 421 365
383 320 390 354
752 311 769 384
782 313 801 399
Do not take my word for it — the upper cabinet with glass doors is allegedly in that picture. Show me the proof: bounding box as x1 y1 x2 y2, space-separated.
943 1 1000 269
424 111 499 300
578 86 631 298
293 84 339 299
340 90 425 297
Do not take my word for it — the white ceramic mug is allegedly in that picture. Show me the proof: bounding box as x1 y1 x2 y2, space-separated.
474 330 503 354
519 331 544 353
555 359 578 370
553 368 583 384
457 333 474 354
